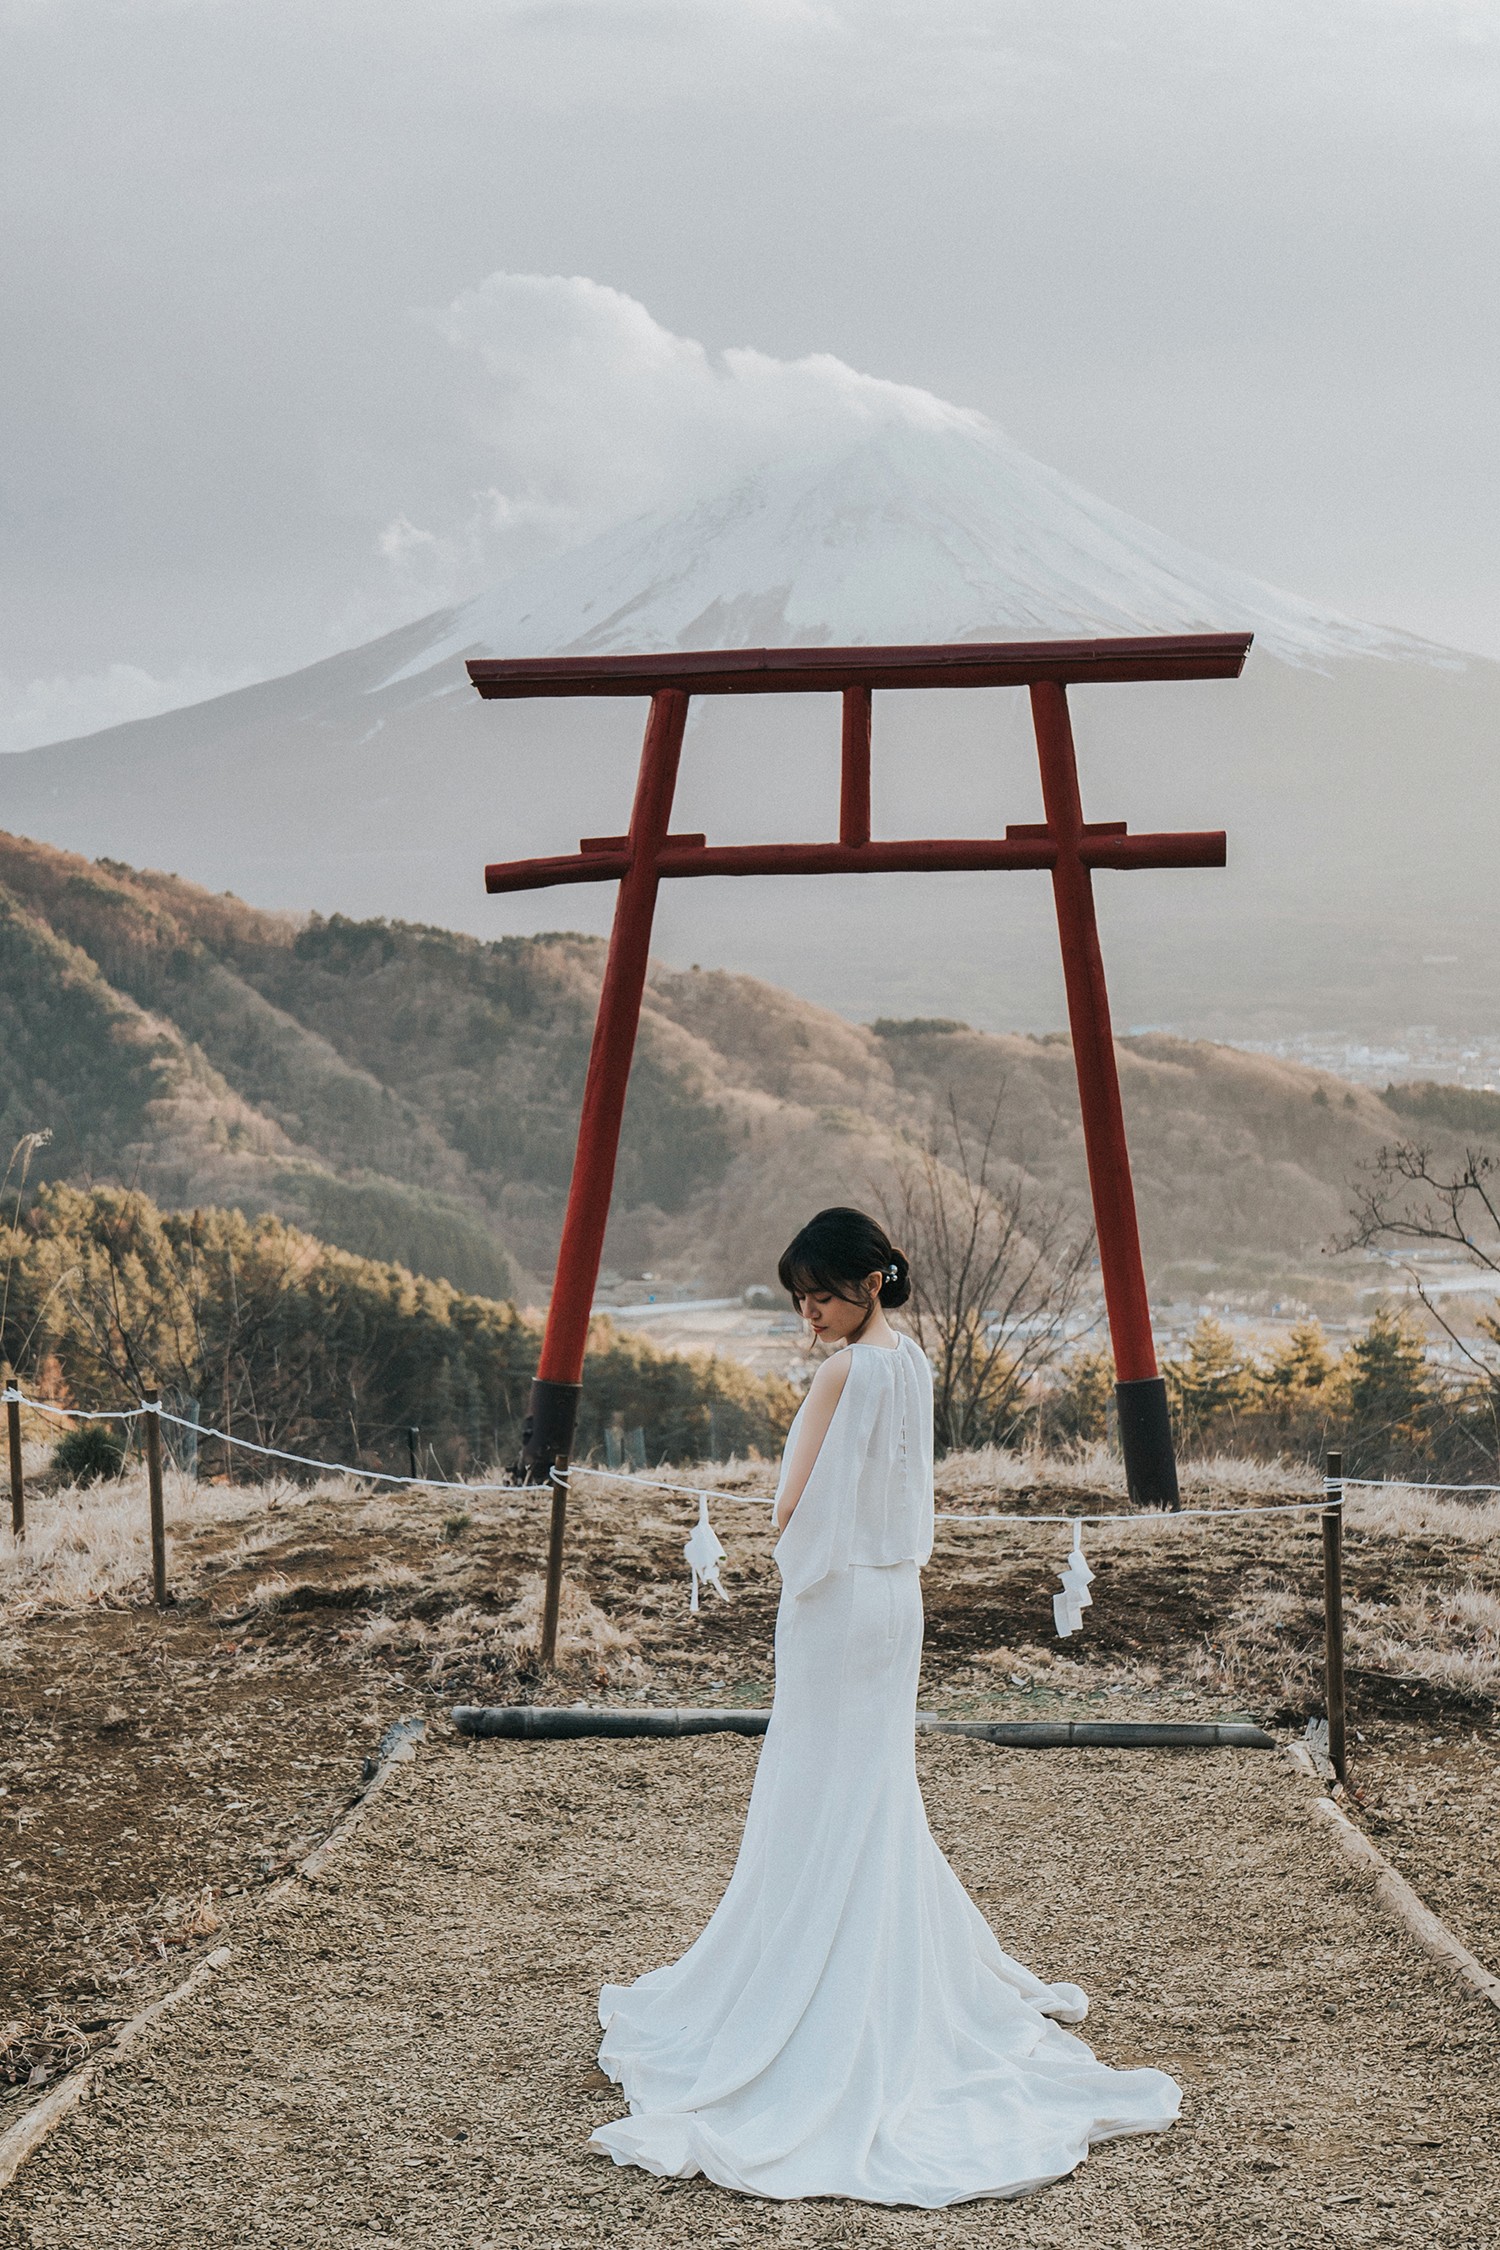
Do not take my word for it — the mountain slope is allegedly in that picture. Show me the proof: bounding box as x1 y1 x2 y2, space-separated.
0 836 521 1297
0 832 1469 1314
0 832 745 1292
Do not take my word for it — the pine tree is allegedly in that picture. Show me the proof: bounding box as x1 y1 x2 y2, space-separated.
1256 1318 1336 1416
1165 1317 1250 1443
1343 1308 1431 1474
1 1182 798 1475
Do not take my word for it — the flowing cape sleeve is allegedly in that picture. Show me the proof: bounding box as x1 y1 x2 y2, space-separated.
772 1340 938 1596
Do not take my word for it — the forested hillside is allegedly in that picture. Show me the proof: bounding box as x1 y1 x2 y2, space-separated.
0 829 1461 1310
0 1184 796 1473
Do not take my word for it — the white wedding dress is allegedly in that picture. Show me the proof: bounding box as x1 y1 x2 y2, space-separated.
590 1331 1180 2205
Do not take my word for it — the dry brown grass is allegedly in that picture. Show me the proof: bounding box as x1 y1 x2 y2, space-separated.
358 1573 649 1695
935 1441 1322 1506
0 1445 522 1623
1351 1483 1500 1545
0 1468 271 1619
1350 1580 1500 1700
1183 1488 1500 1711
1194 1573 1325 1708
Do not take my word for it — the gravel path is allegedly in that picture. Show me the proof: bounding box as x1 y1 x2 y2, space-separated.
1356 1723 1500 1971
4 1736 1498 2248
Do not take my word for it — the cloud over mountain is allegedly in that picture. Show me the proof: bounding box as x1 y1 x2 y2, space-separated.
383 271 991 612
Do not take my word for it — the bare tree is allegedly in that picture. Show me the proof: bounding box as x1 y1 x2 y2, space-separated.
876 1093 1094 1452
1340 1139 1500 1463
1342 1139 1500 1277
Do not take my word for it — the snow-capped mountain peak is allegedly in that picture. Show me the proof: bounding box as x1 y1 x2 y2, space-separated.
385 418 1446 687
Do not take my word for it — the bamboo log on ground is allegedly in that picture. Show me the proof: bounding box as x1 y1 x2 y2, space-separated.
450 1704 1275 1748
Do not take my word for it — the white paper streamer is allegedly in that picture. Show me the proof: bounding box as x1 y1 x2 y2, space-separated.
683 1492 730 1614
1053 1520 1094 1638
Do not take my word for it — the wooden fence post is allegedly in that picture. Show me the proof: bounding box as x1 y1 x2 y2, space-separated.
143 1378 168 1607
1323 1448 1347 1786
2 1365 22 1541
540 1467 569 1667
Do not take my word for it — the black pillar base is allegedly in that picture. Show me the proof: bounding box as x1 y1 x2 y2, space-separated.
517 1376 582 1482
1116 1377 1180 1510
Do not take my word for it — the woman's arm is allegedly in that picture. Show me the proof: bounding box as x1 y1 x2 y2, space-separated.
773 1351 854 1532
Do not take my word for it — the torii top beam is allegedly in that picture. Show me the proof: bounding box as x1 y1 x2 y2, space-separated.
468 631 1251 698
476 633 1246 897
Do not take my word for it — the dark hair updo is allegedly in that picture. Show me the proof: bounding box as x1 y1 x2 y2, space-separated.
777 1206 912 1311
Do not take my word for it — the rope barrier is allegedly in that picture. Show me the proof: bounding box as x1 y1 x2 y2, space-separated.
1 1386 535 1497
154 1408 540 1497
8 1380 1498 1635
11 1383 1496 1515
2 1391 147 1424
577 1463 1500 1522
568 1462 772 1508
1340 1476 1500 1495
569 1471 1347 1524
934 1496 1335 1527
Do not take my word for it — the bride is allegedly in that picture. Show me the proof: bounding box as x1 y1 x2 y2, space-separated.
589 1206 1180 2205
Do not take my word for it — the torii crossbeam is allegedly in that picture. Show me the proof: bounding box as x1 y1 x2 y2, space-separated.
470 633 1248 1660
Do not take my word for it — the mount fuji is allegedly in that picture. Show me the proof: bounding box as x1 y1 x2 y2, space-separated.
3 416 1496 1042
383 420 1435 676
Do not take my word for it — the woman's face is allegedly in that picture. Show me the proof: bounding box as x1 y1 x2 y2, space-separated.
794 1271 887 1346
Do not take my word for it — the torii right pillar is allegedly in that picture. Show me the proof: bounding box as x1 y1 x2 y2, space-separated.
1031 678 1177 1507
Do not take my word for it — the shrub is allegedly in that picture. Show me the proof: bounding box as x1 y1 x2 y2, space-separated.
1342 1307 1433 1477
1037 1347 1115 1447
50 1422 127 1486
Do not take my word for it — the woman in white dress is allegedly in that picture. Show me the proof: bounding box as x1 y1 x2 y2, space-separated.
590 1206 1180 2206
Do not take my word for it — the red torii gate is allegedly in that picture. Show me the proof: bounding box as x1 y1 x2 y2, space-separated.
470 632 1248 1658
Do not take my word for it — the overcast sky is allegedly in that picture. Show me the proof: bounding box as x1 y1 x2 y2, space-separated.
2 0 1497 750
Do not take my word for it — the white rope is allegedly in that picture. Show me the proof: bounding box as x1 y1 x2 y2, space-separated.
568 1461 774 1507
6 1387 762 1512
572 1459 1356 1533
152 1408 539 1495
2 1389 147 1422
1341 1476 1500 1495
934 1495 1336 1527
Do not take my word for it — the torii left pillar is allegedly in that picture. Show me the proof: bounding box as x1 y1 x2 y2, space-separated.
473 633 1248 1661
517 688 689 1662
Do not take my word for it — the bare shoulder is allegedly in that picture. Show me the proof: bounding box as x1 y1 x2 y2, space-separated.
809 1350 856 1401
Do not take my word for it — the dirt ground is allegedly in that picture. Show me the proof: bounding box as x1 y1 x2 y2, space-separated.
2 1454 1498 2149
4 1735 1499 2248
